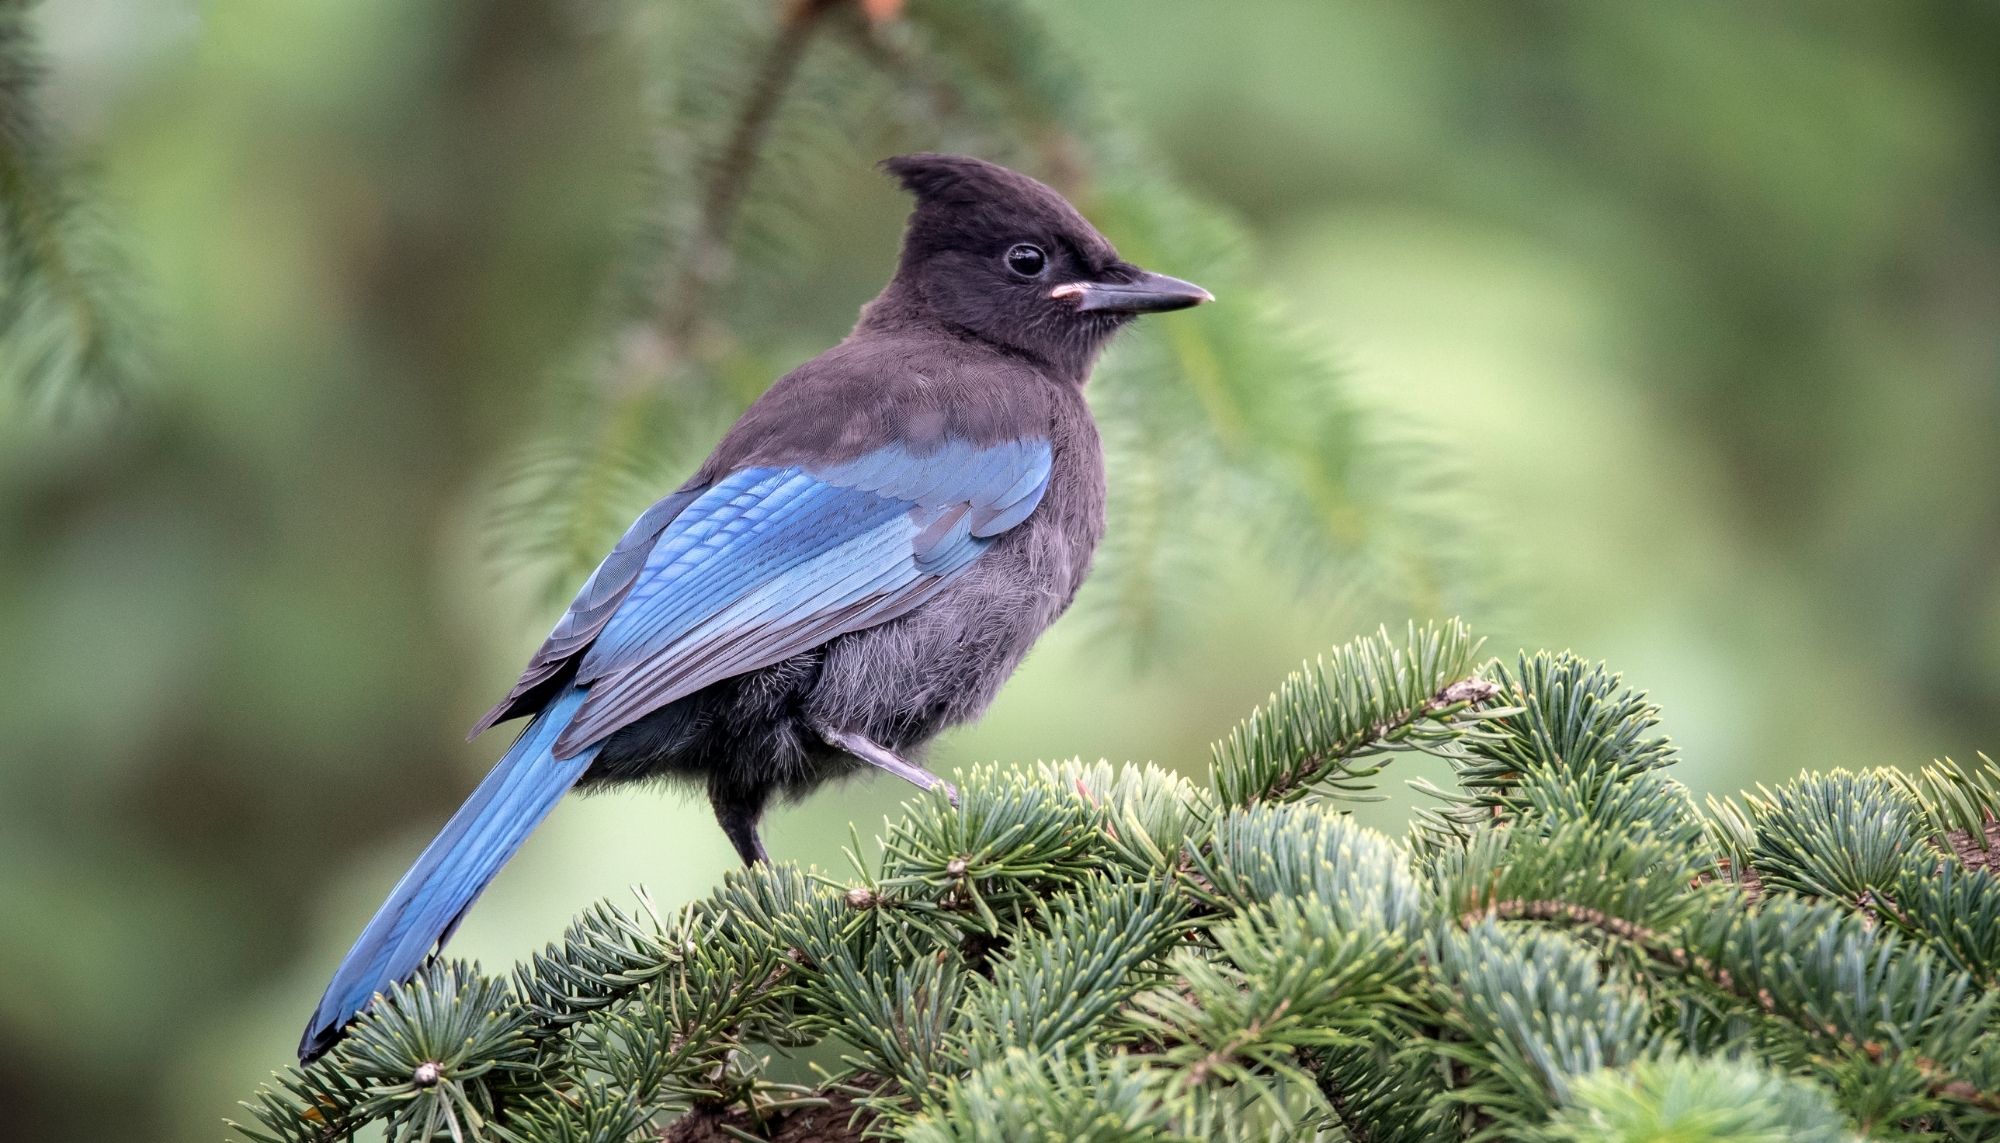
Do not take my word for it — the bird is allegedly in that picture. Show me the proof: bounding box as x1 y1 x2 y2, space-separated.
298 152 1211 1062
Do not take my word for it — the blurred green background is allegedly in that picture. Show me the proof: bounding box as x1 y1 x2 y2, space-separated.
3 1 1997 1138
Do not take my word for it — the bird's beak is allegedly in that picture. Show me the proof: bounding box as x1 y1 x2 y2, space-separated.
1050 270 1214 314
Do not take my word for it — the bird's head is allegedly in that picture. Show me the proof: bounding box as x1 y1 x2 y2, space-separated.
872 153 1211 380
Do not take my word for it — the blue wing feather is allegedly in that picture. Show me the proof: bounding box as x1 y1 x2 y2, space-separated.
586 471 908 669
551 437 1052 755
476 434 1051 756
301 687 598 1060
469 486 704 737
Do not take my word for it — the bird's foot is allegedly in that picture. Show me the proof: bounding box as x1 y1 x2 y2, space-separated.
817 725 959 806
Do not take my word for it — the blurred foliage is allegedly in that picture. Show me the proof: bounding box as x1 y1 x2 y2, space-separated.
2 0 1998 1140
474 0 1476 648
0 0 141 410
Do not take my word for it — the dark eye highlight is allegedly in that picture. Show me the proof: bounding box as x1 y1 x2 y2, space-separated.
1004 243 1047 277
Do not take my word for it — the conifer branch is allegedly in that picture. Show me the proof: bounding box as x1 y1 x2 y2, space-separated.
1891 752 2000 864
0 4 144 410
1209 620 1502 808
1470 896 2000 1117
656 0 845 350
237 622 2000 1141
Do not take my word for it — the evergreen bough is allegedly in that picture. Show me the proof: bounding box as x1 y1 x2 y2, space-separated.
234 621 2000 1142
0 1 145 412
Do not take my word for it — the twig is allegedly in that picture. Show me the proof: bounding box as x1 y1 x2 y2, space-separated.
1257 676 1501 804
655 0 845 351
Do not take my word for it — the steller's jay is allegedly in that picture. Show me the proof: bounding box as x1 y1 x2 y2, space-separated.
299 153 1210 1061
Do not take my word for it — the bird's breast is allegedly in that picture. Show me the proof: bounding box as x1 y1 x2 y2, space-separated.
1032 385 1108 605
797 387 1104 749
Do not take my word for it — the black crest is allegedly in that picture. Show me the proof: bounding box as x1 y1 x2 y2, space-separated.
881 154 1118 269
871 153 1132 379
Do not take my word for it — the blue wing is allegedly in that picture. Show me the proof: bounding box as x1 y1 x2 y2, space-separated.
470 488 705 737
480 437 1053 758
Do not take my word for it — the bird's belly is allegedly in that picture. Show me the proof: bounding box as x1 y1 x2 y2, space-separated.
804 522 1083 751
586 493 1096 794
584 553 1065 798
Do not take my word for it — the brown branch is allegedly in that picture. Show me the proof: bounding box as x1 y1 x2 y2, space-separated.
1317 1059 1375 1143
1948 819 2000 872
1181 999 1287 1087
829 10 1090 194
655 0 845 352
664 1089 869 1143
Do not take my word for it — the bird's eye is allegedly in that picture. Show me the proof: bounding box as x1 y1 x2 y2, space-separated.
1004 243 1047 277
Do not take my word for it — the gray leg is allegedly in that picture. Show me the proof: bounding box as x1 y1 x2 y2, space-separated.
818 725 959 806
711 792 770 865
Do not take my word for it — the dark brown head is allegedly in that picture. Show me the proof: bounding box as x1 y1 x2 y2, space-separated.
866 153 1211 381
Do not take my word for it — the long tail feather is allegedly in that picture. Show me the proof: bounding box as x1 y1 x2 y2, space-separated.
298 688 597 1061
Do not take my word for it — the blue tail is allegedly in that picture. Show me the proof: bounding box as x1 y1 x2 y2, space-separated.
299 688 599 1061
